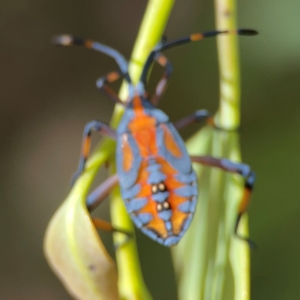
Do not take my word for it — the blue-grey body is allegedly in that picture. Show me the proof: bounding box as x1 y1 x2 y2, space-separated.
115 97 198 246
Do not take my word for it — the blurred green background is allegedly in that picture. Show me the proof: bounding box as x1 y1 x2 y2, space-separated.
1 0 300 299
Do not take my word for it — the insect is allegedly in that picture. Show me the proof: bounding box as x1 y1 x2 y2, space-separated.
54 29 257 247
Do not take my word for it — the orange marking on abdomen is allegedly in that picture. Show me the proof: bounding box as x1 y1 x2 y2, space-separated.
169 193 191 235
160 124 182 158
147 218 169 238
171 211 190 235
136 191 167 238
133 155 191 238
158 158 193 236
134 161 152 197
121 134 133 172
168 193 188 208
156 157 185 190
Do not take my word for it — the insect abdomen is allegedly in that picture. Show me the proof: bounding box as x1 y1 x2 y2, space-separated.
120 155 198 246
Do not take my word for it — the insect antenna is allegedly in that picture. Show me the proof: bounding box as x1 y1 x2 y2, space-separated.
52 35 132 84
140 28 258 85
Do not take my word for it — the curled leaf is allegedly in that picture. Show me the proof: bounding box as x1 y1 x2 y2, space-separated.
44 143 119 300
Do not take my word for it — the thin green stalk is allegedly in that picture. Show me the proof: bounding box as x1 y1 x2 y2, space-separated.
172 1 249 300
214 0 250 299
108 1 175 299
215 0 240 127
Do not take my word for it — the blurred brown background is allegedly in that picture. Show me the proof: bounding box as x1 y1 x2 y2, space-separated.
1 0 300 299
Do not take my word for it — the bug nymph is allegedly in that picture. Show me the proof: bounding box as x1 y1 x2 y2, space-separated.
54 28 257 247
116 90 198 246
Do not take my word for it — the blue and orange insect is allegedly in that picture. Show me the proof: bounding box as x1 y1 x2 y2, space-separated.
54 29 257 247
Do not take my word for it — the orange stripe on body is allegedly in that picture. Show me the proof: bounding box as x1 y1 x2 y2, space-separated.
158 157 191 236
139 202 167 238
128 96 157 132
160 124 182 158
128 96 158 157
171 211 190 235
168 192 190 235
133 160 167 237
121 134 134 172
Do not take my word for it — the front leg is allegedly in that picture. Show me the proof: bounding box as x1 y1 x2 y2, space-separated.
150 53 173 106
72 120 116 185
190 155 256 246
96 71 130 106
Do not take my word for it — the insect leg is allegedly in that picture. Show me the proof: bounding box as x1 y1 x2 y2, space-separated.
173 109 218 130
95 71 127 106
190 155 256 247
87 174 119 211
150 53 173 106
87 174 133 248
93 218 133 250
93 218 132 240
72 121 116 185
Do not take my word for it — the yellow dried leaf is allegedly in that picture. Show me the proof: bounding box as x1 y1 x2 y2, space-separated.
44 180 119 300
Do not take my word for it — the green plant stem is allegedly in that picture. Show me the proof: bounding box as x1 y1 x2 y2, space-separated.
215 0 240 128
108 1 175 299
214 0 250 299
172 1 249 300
